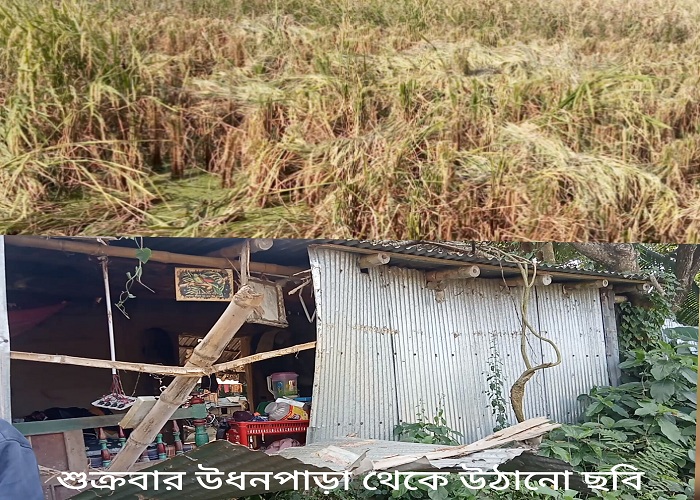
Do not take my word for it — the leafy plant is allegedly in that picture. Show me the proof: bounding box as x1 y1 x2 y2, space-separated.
540 340 697 499
393 398 464 446
486 335 510 432
114 237 154 319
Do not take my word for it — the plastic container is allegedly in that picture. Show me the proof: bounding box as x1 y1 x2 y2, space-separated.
226 420 309 449
266 372 299 399
265 401 309 421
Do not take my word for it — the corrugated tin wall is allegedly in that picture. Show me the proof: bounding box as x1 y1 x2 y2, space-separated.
307 248 611 444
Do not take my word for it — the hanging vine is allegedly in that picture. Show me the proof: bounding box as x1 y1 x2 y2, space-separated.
415 241 563 424
114 237 155 319
509 260 562 422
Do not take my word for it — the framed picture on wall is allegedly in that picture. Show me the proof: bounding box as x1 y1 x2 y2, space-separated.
174 268 235 301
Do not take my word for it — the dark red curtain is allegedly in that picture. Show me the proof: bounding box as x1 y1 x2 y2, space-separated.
7 302 68 337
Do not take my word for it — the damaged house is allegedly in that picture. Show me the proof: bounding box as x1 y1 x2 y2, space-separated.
0 237 652 499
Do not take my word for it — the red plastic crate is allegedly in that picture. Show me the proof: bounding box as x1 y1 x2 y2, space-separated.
226 420 309 449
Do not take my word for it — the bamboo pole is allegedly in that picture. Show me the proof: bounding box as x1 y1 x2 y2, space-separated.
212 341 316 372
502 274 553 287
562 279 609 290
208 239 274 258
425 265 480 282
100 258 118 376
9 342 317 376
9 352 208 376
358 253 390 270
5 236 303 278
107 285 263 471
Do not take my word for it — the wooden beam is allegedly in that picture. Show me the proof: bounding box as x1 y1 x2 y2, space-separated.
358 253 390 270
425 265 480 282
614 283 653 294
0 236 11 420
614 295 628 303
312 244 650 285
501 274 553 287
9 351 208 377
107 284 263 471
563 279 609 291
13 405 207 436
208 239 274 258
212 341 316 372
600 288 621 387
5 236 303 278
11 342 316 377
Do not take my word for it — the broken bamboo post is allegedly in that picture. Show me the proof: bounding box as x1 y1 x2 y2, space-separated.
425 265 480 282
107 284 263 472
5 236 302 278
358 253 390 270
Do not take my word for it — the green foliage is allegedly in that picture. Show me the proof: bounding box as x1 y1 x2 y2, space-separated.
540 339 697 499
393 398 463 446
663 326 699 344
617 274 679 352
486 336 510 432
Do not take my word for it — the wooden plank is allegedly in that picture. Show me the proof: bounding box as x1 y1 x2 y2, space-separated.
63 430 88 472
5 236 304 278
0 236 11 420
13 404 207 436
600 288 621 387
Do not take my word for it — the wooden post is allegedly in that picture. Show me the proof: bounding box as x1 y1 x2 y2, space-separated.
0 236 11 421
425 265 480 282
118 427 126 449
600 288 621 387
156 433 166 460
172 420 183 455
239 336 255 412
358 253 390 270
107 284 263 471
99 428 111 467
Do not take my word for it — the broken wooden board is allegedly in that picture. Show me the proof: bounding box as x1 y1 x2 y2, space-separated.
371 417 560 470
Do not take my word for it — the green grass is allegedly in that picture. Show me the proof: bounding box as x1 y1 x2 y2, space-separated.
1 0 700 239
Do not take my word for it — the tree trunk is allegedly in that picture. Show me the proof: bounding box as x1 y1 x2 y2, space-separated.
672 245 700 311
540 243 555 264
569 243 640 273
